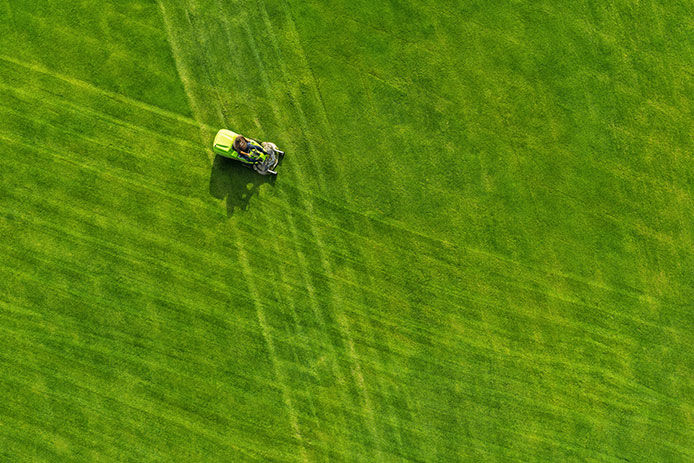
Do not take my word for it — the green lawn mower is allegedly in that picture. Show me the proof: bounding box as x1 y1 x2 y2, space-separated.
213 129 285 175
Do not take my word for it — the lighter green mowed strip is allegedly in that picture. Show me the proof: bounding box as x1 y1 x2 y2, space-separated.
0 0 693 461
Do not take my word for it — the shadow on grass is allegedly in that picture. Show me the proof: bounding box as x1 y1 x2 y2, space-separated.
209 155 275 217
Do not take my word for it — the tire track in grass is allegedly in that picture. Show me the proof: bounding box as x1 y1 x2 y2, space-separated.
329 64 429 458
250 1 397 264
253 202 348 461
186 0 236 126
253 12 416 453
242 0 331 192
251 2 392 452
320 215 411 459
273 0 355 196
244 100 358 457
156 2 312 456
216 1 321 187
241 127 355 459
237 247 309 463
157 0 221 161
263 245 328 460
196 2 319 455
251 3 389 456
205 1 380 455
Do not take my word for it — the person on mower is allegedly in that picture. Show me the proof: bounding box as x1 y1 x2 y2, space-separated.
233 135 267 164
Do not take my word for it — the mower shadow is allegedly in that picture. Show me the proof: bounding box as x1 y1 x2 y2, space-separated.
209 155 275 217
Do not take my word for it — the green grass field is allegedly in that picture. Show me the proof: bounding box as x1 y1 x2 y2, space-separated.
1 0 692 461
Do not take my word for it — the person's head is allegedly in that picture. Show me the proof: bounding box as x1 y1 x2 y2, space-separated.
233 136 248 152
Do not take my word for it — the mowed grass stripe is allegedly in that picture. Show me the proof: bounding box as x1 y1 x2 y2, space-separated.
2 0 192 114
0 297 294 441
0 83 200 151
0 57 206 149
0 54 199 128
0 114 210 217
0 359 270 462
0 292 282 406
156 0 223 157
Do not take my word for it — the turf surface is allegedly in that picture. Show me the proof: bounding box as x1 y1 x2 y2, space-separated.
1 0 693 461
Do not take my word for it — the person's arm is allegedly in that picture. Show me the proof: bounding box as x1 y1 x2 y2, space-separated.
239 149 262 163
247 142 267 154
237 150 254 161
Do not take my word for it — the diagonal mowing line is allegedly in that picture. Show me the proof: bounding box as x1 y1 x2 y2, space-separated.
248 110 364 459
256 200 332 452
156 0 217 163
0 82 201 151
331 211 411 457
0 54 206 130
241 6 384 452
259 2 386 454
0 134 209 213
185 0 229 126
206 5 320 456
244 0 327 191
156 1 309 455
237 247 309 463
268 0 353 195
